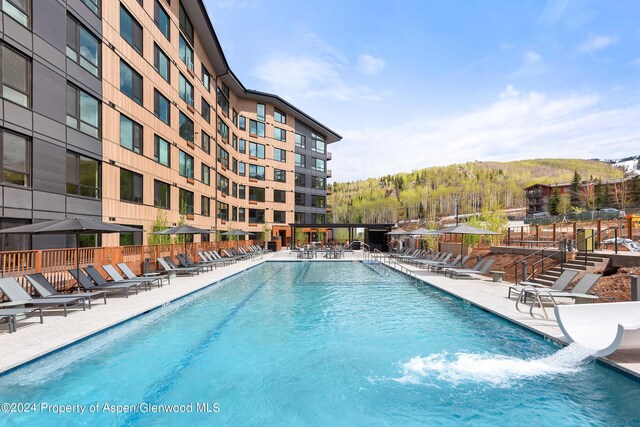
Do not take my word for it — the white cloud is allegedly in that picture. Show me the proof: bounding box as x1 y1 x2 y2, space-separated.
357 54 385 76
579 34 617 53
330 87 640 181
524 50 542 64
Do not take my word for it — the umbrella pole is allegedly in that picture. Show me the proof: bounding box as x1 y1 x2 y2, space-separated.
76 231 80 293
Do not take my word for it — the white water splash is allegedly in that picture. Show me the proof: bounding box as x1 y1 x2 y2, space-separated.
394 344 596 387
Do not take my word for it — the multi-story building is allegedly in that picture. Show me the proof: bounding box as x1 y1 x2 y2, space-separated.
0 0 340 250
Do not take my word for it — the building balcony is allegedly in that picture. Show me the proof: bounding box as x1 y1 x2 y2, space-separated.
326 187 333 195
327 170 332 178
326 206 333 213
327 152 332 161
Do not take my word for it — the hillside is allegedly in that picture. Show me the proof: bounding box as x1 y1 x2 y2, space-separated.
328 159 624 224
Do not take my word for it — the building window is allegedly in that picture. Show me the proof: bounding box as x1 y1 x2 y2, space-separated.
1 44 30 107
82 0 99 15
232 110 238 127
120 4 142 55
249 120 265 137
201 132 210 154
1 129 30 186
217 144 229 169
314 214 325 225
178 111 194 142
120 60 143 105
217 201 229 220
311 176 326 190
249 164 265 180
274 169 286 182
249 186 265 202
273 189 286 203
249 142 265 159
295 192 305 206
274 108 286 124
238 185 246 199
217 116 229 142
201 65 211 91
312 158 326 172
120 168 143 204
238 162 246 177
273 148 286 162
238 207 246 222
274 127 286 142
249 209 265 224
312 195 325 208
2 0 29 27
201 196 210 217
154 135 170 167
179 188 194 215
66 84 100 138
120 226 143 246
66 152 100 199
232 206 238 221
178 150 194 178
232 158 238 174
295 133 306 148
238 139 246 154
232 134 238 151
295 212 304 224
295 172 306 187
231 182 237 197
216 86 229 116
120 115 142 154
256 103 265 121
154 89 170 125
178 35 193 71
295 153 305 168
217 173 229 195
201 98 211 123
179 73 194 106
198 164 209 186
154 179 170 209
66 15 100 77
179 2 194 44
239 116 246 131
311 132 326 153
273 210 286 224
154 0 170 40
153 44 170 83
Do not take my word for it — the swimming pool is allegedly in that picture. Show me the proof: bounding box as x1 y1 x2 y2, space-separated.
0 261 638 426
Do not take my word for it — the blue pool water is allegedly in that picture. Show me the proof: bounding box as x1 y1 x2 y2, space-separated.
0 261 639 426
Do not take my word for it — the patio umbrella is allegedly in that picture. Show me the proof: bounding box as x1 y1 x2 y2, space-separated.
0 217 142 276
220 230 255 250
405 228 440 236
437 224 500 252
150 225 213 254
385 229 410 235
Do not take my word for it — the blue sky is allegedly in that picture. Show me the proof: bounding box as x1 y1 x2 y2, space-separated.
203 0 640 181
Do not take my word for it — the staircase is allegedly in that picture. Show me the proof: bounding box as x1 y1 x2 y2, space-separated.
528 254 610 286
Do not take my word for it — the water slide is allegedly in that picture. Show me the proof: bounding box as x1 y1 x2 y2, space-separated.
555 302 640 357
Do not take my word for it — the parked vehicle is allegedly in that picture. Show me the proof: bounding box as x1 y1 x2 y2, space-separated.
596 208 626 219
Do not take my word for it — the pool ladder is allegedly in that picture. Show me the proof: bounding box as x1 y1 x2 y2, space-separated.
362 248 419 282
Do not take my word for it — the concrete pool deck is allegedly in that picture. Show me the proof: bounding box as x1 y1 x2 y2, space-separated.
1 250 639 379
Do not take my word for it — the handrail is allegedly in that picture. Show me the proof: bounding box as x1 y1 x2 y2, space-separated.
505 237 569 270
346 240 369 251
369 248 418 281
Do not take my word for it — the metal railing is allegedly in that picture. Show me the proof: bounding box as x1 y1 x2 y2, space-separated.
368 248 419 281
506 237 569 284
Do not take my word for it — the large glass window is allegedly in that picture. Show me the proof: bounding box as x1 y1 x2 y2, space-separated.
120 115 142 154
249 119 265 137
179 2 194 44
120 168 143 204
256 103 265 121
314 214 325 225
274 127 286 142
217 201 229 221
217 144 229 169
295 172 306 187
295 192 305 206
120 4 142 55
273 189 286 203
249 142 265 159
239 116 246 131
154 179 170 209
1 44 30 107
274 169 286 182
295 153 306 168
179 35 193 71
238 185 246 199
249 164 265 180
201 65 211 91
312 195 326 208
179 73 194 106
154 135 170 167
249 209 265 224
238 139 246 154
273 210 286 224
273 148 286 162
66 152 100 199
202 98 211 123
154 0 170 40
295 212 305 224
178 111 194 142
81 0 99 16
238 162 246 177
311 176 326 190
2 0 30 27
238 207 246 222
249 186 265 202
66 84 100 138
295 133 306 148
311 132 326 153
217 116 229 143
217 173 229 195
201 163 210 185
179 188 194 215
201 132 210 154
178 150 194 178
217 87 229 116
153 44 170 83
66 14 100 77
312 158 326 172
274 108 286 124
120 60 142 105
0 129 30 186
201 196 210 217
154 90 170 125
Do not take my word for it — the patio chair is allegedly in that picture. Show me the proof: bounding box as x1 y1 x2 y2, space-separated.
204 251 234 266
0 277 85 317
85 265 151 292
175 254 210 272
157 257 198 276
197 251 230 268
102 265 160 289
68 269 139 298
26 273 107 308
432 255 471 273
449 258 497 279
117 262 168 286
0 307 43 333
509 269 579 301
527 273 602 319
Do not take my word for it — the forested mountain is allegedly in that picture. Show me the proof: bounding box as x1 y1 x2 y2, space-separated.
328 159 623 223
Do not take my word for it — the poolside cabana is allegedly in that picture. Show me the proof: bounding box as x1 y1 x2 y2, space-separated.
288 223 395 251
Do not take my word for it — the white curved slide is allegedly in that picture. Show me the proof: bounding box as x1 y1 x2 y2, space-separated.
555 302 640 357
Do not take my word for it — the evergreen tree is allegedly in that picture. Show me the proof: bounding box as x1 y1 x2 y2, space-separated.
594 179 605 208
570 170 583 208
548 187 560 215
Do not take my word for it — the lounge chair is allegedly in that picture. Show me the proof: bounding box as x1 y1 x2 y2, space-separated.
68 268 141 298
0 308 43 333
85 266 151 292
197 251 230 267
117 262 168 286
210 250 236 264
0 277 85 317
432 255 471 273
527 273 602 319
26 273 107 308
445 258 496 279
102 265 160 288
223 249 248 262
509 269 579 301
414 253 455 269
176 254 211 272
157 257 198 276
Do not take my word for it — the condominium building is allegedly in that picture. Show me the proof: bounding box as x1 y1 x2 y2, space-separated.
0 0 340 250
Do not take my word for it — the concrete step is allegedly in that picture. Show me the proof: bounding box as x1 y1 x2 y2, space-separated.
530 277 555 286
562 261 591 270
575 255 606 263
